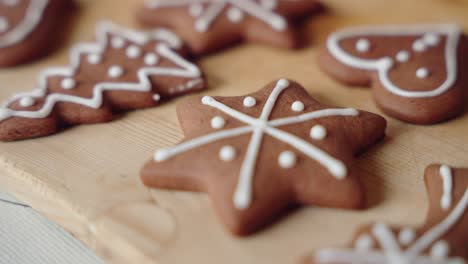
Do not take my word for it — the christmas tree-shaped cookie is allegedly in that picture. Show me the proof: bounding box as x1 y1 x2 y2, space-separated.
0 21 206 141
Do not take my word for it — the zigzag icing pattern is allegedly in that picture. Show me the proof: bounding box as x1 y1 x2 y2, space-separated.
0 21 202 122
0 0 49 48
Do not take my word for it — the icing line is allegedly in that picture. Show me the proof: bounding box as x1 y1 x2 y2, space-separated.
327 24 462 98
0 0 49 48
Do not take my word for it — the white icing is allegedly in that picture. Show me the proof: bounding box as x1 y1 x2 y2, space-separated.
398 228 416 245
395 50 410 62
355 235 374 251
87 54 102 64
439 165 453 210
430 240 449 259
413 39 427 52
19 96 34 107
219 145 236 161
126 45 141 58
60 78 76 90
416 67 429 79
152 93 161 101
310 125 326 140
355 38 370 52
291 101 304 112
154 79 359 210
189 3 203 17
423 33 440 46
243 96 256 108
0 0 49 48
326 24 462 98
0 21 199 122
146 0 288 32
211 116 225 129
108 65 124 78
0 17 9 33
315 188 468 264
111 37 125 49
144 53 158 65
278 150 296 169
227 7 244 23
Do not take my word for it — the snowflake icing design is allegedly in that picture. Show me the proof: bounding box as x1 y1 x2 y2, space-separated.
154 79 360 210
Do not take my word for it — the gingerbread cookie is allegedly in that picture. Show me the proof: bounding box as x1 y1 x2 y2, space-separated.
137 0 322 54
305 164 468 263
0 21 206 141
0 0 69 67
319 24 468 124
141 79 386 235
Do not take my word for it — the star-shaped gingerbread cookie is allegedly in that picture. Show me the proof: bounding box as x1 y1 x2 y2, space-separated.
141 79 387 235
0 0 69 66
304 164 468 264
319 24 468 124
137 0 322 54
0 21 206 141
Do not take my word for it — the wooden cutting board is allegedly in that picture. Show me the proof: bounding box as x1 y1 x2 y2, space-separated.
0 0 467 263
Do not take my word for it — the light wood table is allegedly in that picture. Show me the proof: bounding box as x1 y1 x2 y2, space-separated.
0 0 467 263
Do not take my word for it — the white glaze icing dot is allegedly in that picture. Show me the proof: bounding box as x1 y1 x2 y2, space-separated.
227 7 244 23
189 3 203 17
430 240 449 258
61 78 76 90
19 96 35 107
144 53 159 65
412 40 427 52
87 54 102 64
108 65 124 78
111 37 125 49
271 17 286 31
423 33 440 46
195 20 209 33
355 235 374 251
211 116 225 129
398 228 416 245
153 94 161 102
243 96 256 108
291 101 305 112
416 67 429 79
219 145 236 161
395 50 410 62
0 17 9 33
278 151 297 169
355 38 371 53
310 125 327 140
126 45 141 59
277 79 289 87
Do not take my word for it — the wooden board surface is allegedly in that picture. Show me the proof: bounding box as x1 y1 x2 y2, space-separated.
1 0 468 263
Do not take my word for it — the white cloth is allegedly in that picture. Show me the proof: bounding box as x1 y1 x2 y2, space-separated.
0 189 106 264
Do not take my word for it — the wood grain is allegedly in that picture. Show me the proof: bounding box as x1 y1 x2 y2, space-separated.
0 0 467 263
